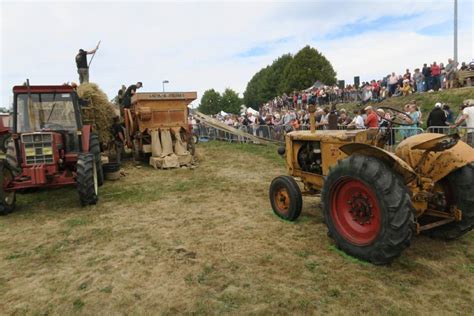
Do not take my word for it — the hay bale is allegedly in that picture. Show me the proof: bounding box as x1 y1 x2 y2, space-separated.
76 83 116 144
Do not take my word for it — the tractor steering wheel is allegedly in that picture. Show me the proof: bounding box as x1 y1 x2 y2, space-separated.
375 106 414 126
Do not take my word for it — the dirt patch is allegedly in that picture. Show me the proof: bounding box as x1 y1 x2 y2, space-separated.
0 141 473 314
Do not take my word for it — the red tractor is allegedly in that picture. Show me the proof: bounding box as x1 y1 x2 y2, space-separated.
0 82 103 215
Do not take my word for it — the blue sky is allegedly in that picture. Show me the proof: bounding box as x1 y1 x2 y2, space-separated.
1 0 472 109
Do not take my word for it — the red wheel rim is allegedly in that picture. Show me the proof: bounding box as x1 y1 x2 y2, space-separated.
330 177 381 245
274 187 290 216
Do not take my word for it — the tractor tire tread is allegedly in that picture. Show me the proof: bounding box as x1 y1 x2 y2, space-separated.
89 133 104 187
269 175 303 221
322 155 415 265
429 164 474 240
76 153 98 206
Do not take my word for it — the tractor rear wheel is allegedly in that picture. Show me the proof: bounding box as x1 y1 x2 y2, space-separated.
269 175 302 221
0 161 16 215
5 140 18 171
0 134 11 153
321 155 415 265
428 164 474 240
77 153 98 206
89 133 104 187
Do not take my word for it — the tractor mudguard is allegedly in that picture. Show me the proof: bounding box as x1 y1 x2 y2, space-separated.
395 133 474 183
340 143 417 184
81 125 92 152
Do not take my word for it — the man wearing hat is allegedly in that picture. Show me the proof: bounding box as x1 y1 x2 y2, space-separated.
426 102 447 132
75 44 99 84
364 105 378 128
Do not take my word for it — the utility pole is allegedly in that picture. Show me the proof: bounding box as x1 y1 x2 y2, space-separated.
162 80 169 92
454 0 458 63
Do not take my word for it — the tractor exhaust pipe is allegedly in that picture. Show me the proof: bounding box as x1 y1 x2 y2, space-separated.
308 104 316 134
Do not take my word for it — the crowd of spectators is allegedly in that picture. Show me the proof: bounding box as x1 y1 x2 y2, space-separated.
191 57 473 141
258 58 474 114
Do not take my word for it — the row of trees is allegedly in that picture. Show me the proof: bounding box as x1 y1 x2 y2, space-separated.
198 88 242 115
198 45 337 114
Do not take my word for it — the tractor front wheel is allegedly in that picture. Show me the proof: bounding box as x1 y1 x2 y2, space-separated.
322 155 415 265
0 161 16 215
77 153 98 206
269 176 302 221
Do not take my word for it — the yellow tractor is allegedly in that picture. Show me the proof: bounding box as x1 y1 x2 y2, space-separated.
269 106 474 264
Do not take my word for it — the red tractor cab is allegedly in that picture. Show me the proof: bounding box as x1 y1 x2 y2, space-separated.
0 83 103 215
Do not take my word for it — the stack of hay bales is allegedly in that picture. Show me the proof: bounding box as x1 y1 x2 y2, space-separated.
76 83 117 144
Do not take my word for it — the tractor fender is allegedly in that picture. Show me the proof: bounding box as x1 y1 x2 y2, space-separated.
81 125 92 152
340 143 417 184
395 133 474 183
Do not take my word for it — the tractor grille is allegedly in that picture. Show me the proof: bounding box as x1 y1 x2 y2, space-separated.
21 133 54 165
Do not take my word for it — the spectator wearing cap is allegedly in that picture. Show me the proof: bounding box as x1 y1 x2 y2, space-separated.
427 103 448 132
364 106 378 128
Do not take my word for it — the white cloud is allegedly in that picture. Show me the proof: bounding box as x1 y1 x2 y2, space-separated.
1 0 472 110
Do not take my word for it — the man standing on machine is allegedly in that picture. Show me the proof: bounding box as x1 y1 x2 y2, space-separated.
75 43 100 84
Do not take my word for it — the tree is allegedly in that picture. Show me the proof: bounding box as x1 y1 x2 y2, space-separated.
280 46 337 93
198 89 222 115
243 67 270 109
198 88 242 114
220 88 242 114
243 54 293 109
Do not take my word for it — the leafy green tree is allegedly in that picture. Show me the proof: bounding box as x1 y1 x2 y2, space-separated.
243 67 270 109
198 89 222 114
220 88 242 114
281 46 337 93
243 54 293 109
198 88 242 114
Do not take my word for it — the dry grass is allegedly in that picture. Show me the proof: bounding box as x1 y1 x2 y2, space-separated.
0 141 473 315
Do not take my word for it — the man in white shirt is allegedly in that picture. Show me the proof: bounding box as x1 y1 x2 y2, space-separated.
452 101 474 145
388 72 398 96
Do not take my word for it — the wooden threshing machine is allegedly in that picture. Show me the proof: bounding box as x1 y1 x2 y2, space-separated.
124 92 197 168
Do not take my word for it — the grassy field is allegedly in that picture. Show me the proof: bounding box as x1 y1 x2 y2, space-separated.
0 141 473 315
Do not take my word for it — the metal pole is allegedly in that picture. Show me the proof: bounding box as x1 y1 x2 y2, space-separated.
88 40 101 68
162 82 165 92
454 0 458 63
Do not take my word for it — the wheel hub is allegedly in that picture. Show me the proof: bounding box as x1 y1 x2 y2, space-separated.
347 193 374 225
275 188 290 213
330 177 382 246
